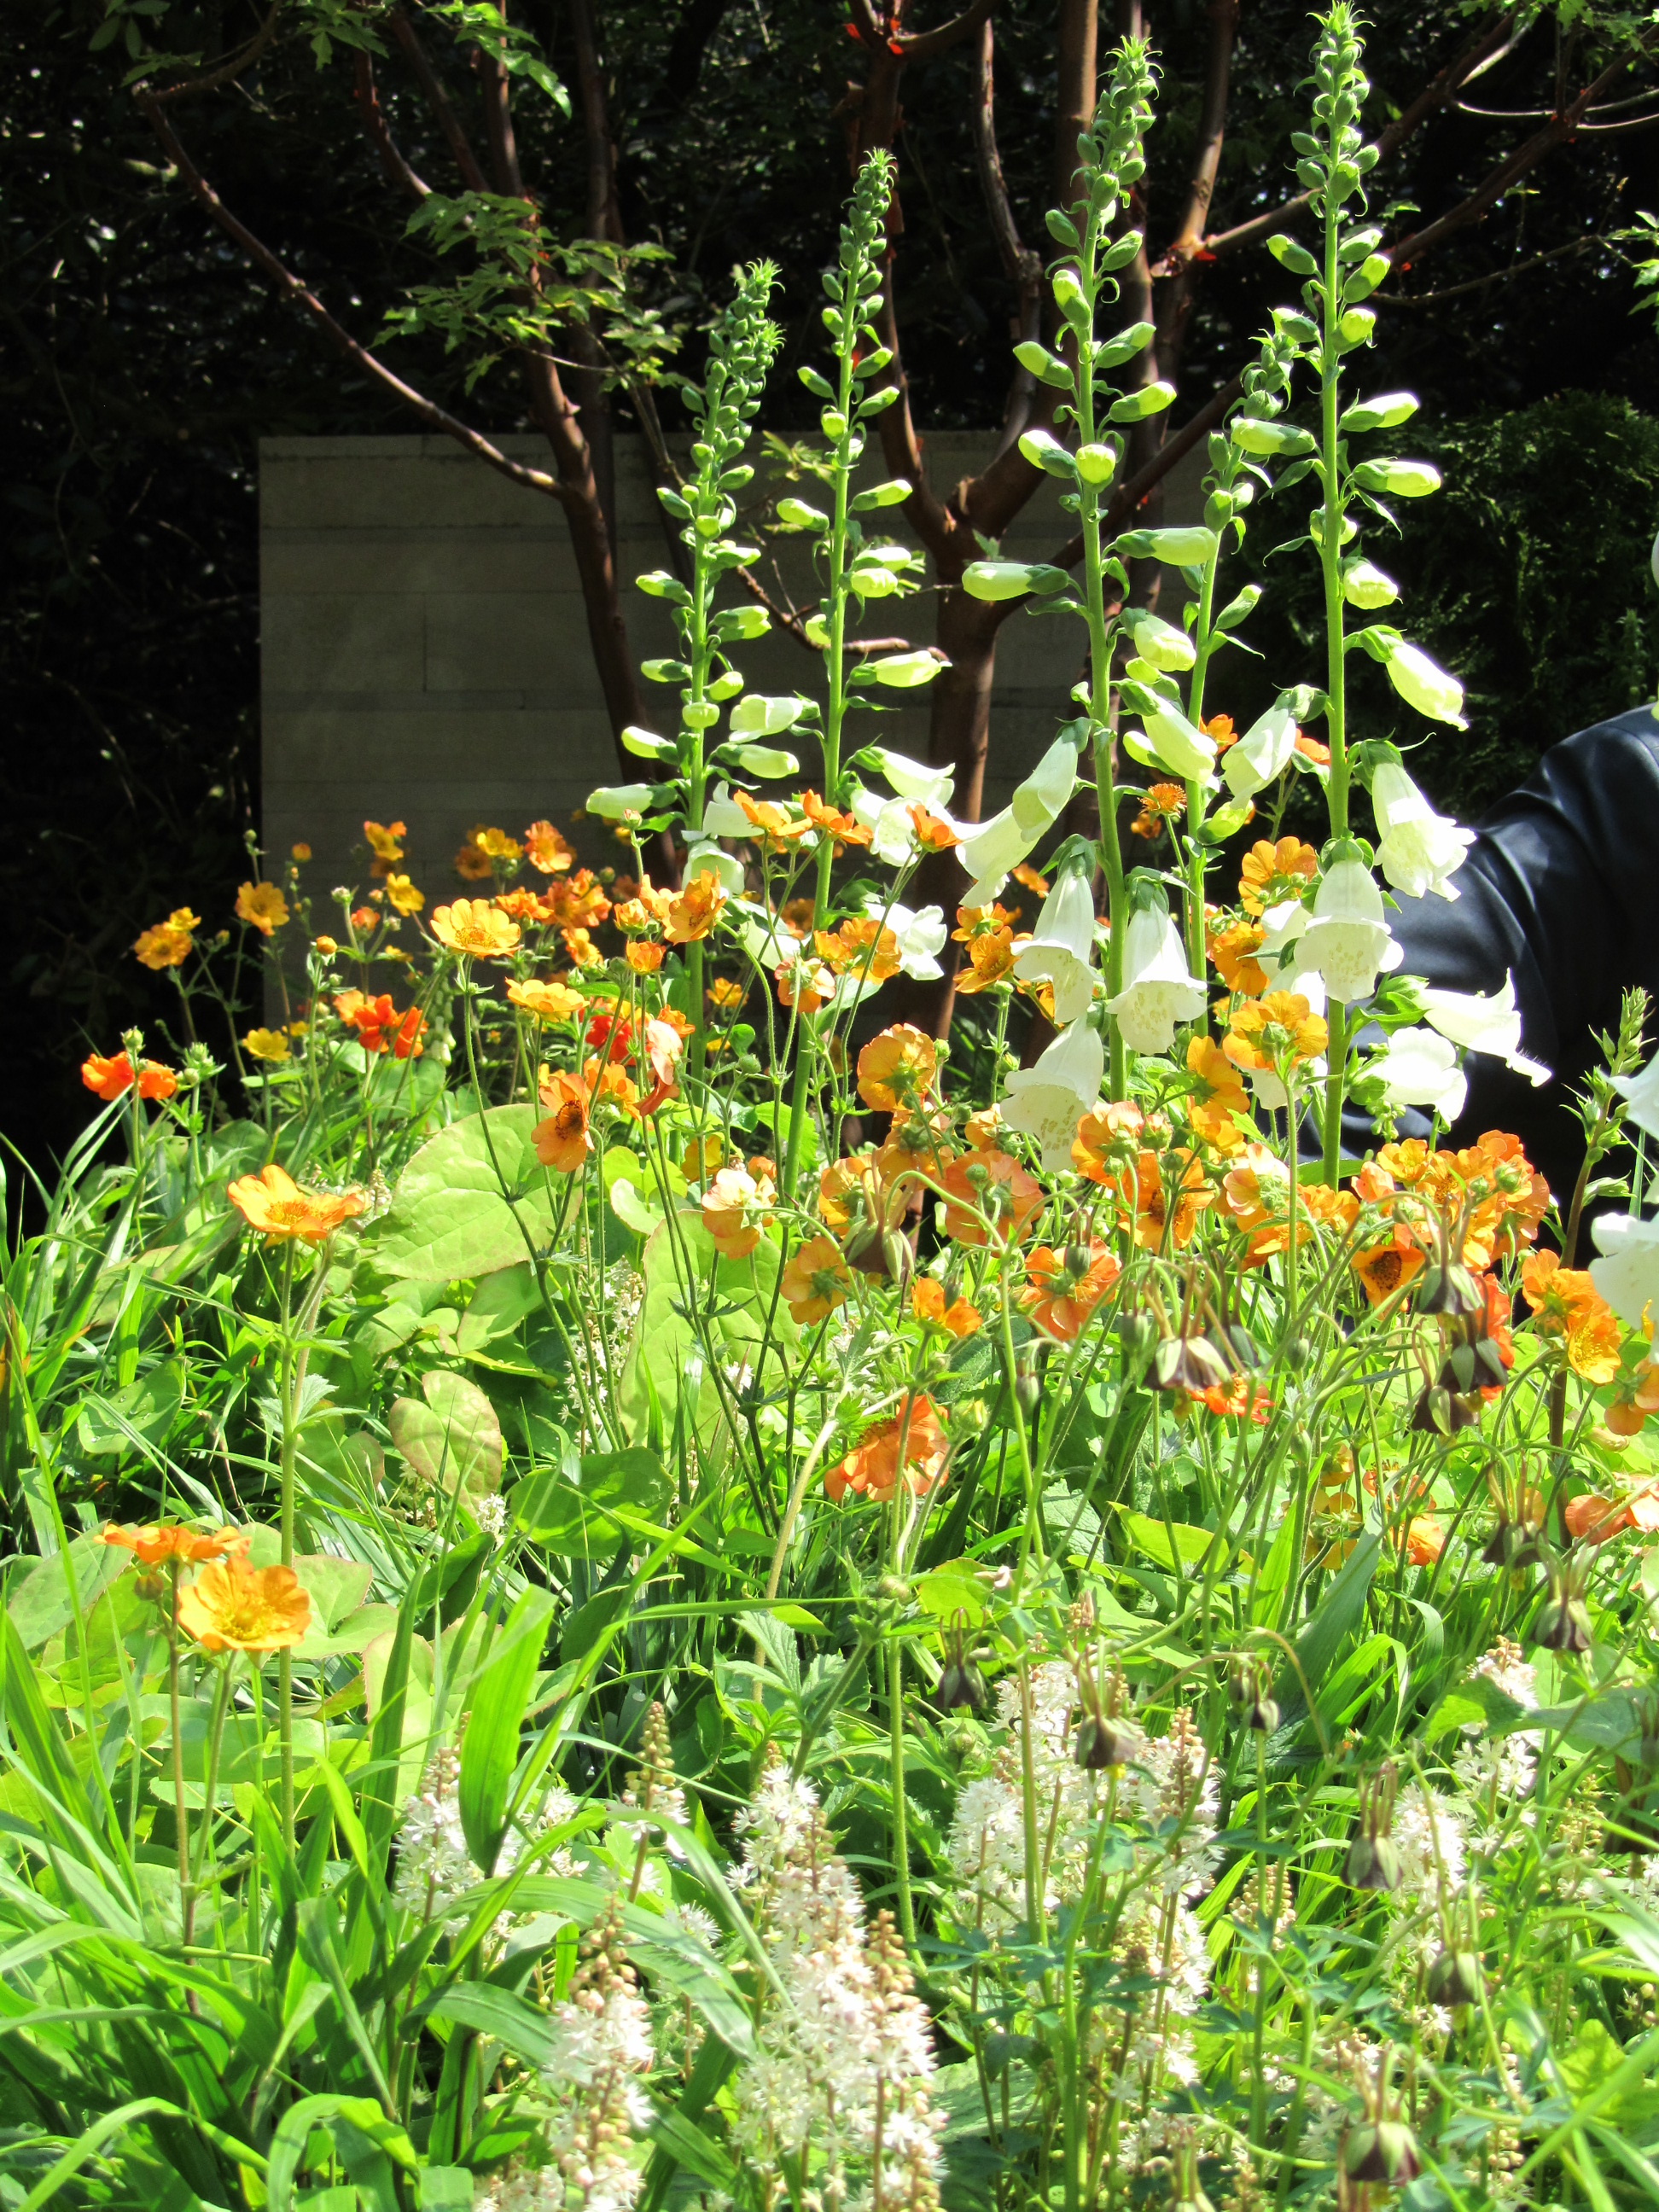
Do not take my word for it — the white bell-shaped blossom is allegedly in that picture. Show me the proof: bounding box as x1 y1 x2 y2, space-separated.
1001 1019 1104 1171
958 736 1079 905
1612 1044 1659 1141
1122 707 1216 783
847 781 922 866
1011 867 1098 1023
865 747 957 812
1371 757 1474 900
1222 703 1301 800
1591 1211 1659 1330
1370 1026 1467 1121
864 897 947 981
1298 852 1404 1004
1106 901 1208 1055
1419 972 1550 1085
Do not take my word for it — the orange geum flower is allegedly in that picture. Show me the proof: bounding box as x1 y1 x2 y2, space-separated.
857 1024 938 1114
780 1234 853 1324
1071 1100 1146 1184
1520 1249 1623 1382
524 819 575 874
939 1149 1043 1248
1131 783 1188 841
818 1153 894 1244
701 1165 771 1260
453 830 495 882
340 993 426 1059
1208 917 1269 998
562 926 603 969
1202 713 1239 753
432 899 521 959
1353 1234 1426 1309
1196 1374 1273 1423
824 1395 948 1504
546 871 613 929
782 895 818 937
1012 862 1051 896
384 873 424 917
1115 1147 1213 1251
508 976 587 1024
226 1162 364 1243
584 1057 641 1117
800 790 872 849
177 1557 311 1653
236 881 289 936
737 792 812 847
708 975 745 1011
1022 1240 1122 1342
82 1051 178 1103
291 841 311 862
242 1027 292 1065
1294 731 1331 765
100 1522 242 1566
819 917 900 983
1237 836 1318 917
133 907 201 970
626 940 665 973
364 819 406 874
777 957 835 1015
1401 1516 1444 1566
952 901 1020 943
952 925 1017 994
908 804 958 851
664 869 725 945
911 1278 981 1337
1184 1034 1250 1155
533 1069 594 1174
1224 991 1327 1074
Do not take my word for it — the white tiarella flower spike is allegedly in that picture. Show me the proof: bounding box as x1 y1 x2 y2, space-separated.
1222 702 1301 800
1002 1019 1105 1170
1106 896 1208 1055
1298 847 1404 1004
1370 1027 1467 1121
1370 755 1474 899
1012 864 1098 1023
958 734 1080 904
1419 973 1550 1084
864 898 947 981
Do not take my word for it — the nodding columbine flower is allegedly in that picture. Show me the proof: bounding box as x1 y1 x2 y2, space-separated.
1532 1558 1594 1653
1346 1764 1403 1892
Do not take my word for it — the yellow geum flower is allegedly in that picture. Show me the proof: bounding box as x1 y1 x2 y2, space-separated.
133 907 201 970
243 1027 292 1064
236 882 289 937
384 873 424 917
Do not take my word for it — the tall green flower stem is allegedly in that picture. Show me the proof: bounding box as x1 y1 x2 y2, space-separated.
273 1233 332 1854
782 152 896 1197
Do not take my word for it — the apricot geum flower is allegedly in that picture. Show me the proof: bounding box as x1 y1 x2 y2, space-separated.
824 1394 948 1503
1183 1035 1249 1155
1224 991 1328 1074
665 869 726 944
177 1557 311 1652
524 818 575 873
1208 918 1269 997
133 906 200 969
533 1070 594 1173
509 977 587 1023
939 1148 1043 1248
364 819 406 874
701 1165 773 1260
1237 836 1319 917
226 1162 365 1243
236 881 289 936
1520 1249 1624 1382
1071 1100 1146 1183
911 1278 981 1337
856 1024 937 1114
800 790 872 849
1022 1241 1123 1342
82 1051 178 1103
780 1234 854 1324
431 899 521 958
1114 1147 1214 1252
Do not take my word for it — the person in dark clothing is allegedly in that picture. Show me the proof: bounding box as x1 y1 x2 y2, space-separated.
1363 704 1659 1202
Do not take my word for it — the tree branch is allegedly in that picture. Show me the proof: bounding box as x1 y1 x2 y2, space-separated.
134 90 568 505
144 0 282 106
352 50 431 203
972 17 1043 456
387 6 492 195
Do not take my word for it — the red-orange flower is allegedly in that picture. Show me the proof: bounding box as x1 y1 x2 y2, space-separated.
82 1051 178 1103
1353 1232 1426 1309
939 1149 1044 1248
1521 1249 1623 1382
335 991 427 1059
824 1395 948 1503
908 804 958 851
100 1523 242 1566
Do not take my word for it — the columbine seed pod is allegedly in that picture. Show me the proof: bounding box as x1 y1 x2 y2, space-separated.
1426 1947 1482 2006
1416 1256 1484 1317
1343 2120 1421 2186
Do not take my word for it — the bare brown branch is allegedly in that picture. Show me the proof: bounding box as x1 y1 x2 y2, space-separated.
145 0 282 106
353 50 431 203
387 6 491 195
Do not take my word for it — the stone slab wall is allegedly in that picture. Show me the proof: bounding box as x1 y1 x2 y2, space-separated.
259 430 1203 901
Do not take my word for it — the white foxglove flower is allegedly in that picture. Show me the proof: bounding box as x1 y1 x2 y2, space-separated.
1001 1019 1104 1170
1122 707 1216 783
1222 702 1301 800
1371 757 1474 899
864 898 946 981
683 839 746 893
1420 973 1550 1085
1298 853 1404 1004
958 735 1078 905
1612 1044 1659 1141
1376 632 1465 725
865 747 956 811
701 780 752 836
1371 1027 1467 1121
587 783 655 819
1590 1212 1659 1329
1106 902 1208 1055
848 781 921 866
1012 867 1097 1023
1121 608 1196 672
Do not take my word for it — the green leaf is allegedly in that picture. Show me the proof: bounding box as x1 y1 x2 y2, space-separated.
1118 1511 1218 1572
458 1586 556 1871
516 1447 671 1557
649 2107 736 2191
75 1362 184 1457
1279 1533 1379 1718
7 1534 129 1651
388 1370 504 1503
367 1108 559 1280
267 2097 416 2212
